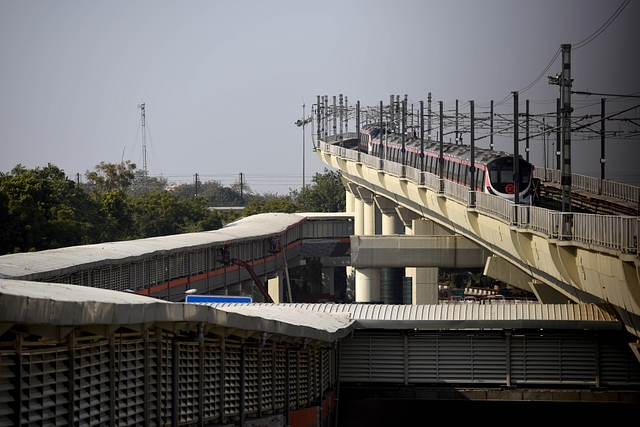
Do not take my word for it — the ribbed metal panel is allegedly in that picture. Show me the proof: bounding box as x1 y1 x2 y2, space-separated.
511 335 596 384
157 334 172 426
307 347 318 404
322 347 331 397
260 345 274 414
340 333 404 383
274 345 286 410
20 348 70 426
73 340 110 426
0 352 15 426
202 339 221 421
113 337 145 426
223 343 240 417
600 339 640 385
244 347 259 416
289 352 299 410
176 341 200 425
299 351 309 408
408 334 506 383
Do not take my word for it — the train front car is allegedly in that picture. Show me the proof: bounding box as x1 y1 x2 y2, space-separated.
485 156 535 203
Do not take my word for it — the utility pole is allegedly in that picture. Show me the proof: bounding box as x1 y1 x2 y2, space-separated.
600 98 606 191
239 172 244 201
194 173 199 197
525 99 530 162
137 102 147 174
490 100 494 150
427 93 432 142
401 96 406 166
556 97 561 171
470 100 476 207
316 95 322 142
332 96 337 137
560 44 572 220
302 102 306 190
420 100 425 173
455 99 459 144
513 91 520 205
439 101 444 187
345 96 348 134
356 100 361 153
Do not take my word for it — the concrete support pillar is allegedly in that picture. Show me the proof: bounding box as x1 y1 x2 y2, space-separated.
354 197 364 236
363 200 375 236
321 265 335 295
355 268 381 303
406 218 440 305
345 266 355 302
345 188 355 213
376 196 404 235
406 267 439 304
268 271 284 303
353 187 379 302
396 206 421 233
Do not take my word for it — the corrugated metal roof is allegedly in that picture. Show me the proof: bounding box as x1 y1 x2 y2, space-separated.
0 279 354 342
260 303 622 330
0 213 306 280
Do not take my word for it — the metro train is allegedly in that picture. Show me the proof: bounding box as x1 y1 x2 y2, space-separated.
355 124 539 204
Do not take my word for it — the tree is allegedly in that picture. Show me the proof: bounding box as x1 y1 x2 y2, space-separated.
242 197 299 216
0 164 102 253
128 170 169 197
296 169 345 212
84 161 137 194
129 191 223 238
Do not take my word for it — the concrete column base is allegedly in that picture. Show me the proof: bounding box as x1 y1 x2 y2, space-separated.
322 266 335 295
346 266 356 302
407 267 439 305
268 272 284 303
355 268 381 303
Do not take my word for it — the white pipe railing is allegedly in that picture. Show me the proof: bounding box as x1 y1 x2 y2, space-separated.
319 135 639 255
535 167 640 205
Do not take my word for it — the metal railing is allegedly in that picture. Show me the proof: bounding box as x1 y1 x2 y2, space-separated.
319 136 639 255
535 167 640 204
383 160 404 177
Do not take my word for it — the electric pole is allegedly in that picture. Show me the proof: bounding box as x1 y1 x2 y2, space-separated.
138 102 147 174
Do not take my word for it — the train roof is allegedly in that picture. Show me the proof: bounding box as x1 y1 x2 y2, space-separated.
361 123 528 166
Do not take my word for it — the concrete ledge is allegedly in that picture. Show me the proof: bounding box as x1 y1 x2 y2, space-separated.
350 235 489 268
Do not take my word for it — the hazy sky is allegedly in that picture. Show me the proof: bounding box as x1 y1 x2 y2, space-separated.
1 0 639 194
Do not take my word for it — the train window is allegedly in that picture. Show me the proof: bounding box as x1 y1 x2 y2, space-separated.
489 169 498 183
500 169 513 183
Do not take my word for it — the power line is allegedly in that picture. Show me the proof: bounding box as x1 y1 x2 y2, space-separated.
573 0 630 50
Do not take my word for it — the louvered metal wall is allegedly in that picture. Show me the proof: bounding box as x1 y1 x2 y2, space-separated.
0 329 335 426
340 331 640 387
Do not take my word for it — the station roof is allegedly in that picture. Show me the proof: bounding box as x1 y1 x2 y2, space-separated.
0 279 354 342
266 303 623 331
0 213 307 281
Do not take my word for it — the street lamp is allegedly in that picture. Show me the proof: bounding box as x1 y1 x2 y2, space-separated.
295 103 313 190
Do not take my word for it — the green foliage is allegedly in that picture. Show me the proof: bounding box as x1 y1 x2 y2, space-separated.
0 164 102 253
0 163 345 253
296 169 345 212
129 191 222 238
84 160 136 194
170 180 246 207
242 197 299 216
128 170 169 197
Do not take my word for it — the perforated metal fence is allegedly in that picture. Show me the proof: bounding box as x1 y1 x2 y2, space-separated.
0 328 335 426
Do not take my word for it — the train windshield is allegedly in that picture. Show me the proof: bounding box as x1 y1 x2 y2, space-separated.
487 157 532 193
